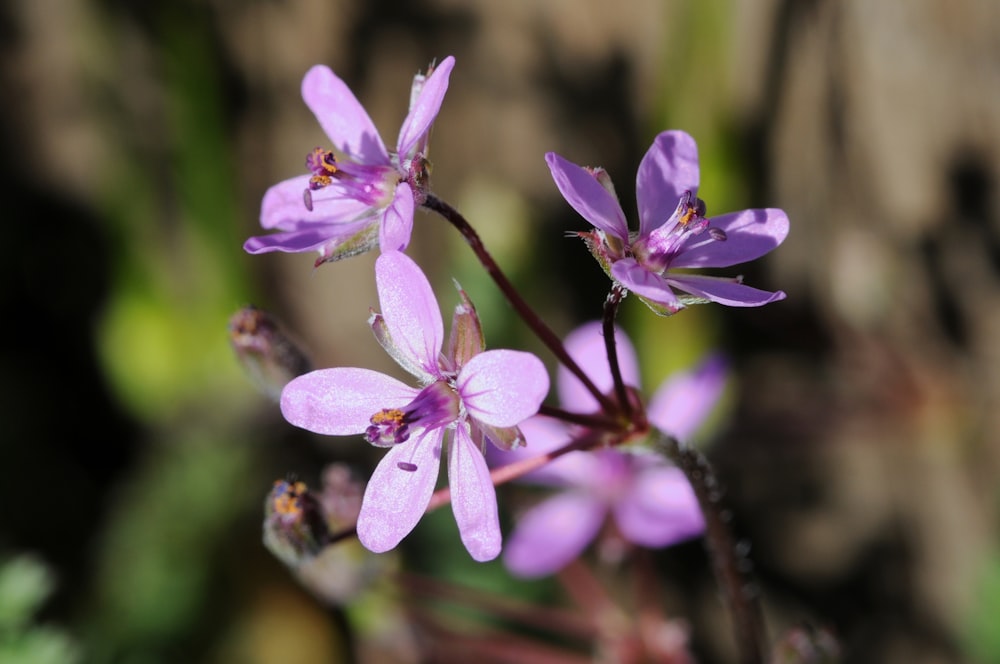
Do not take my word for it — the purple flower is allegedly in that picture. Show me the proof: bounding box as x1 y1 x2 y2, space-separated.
500 322 725 578
280 251 549 561
244 57 455 265
546 130 789 315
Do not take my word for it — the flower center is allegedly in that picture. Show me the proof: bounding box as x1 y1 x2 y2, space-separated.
635 190 724 272
301 147 401 212
364 381 461 447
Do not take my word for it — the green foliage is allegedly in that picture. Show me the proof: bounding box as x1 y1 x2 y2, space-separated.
0 556 80 664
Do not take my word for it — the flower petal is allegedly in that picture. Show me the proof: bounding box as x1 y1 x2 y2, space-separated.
448 425 502 561
636 130 700 238
260 175 374 230
458 350 549 428
672 208 790 268
301 65 389 165
609 258 681 312
280 368 417 435
379 182 415 252
244 225 345 254
667 274 786 307
397 56 455 158
613 466 704 548
375 251 444 377
647 354 727 442
503 491 607 578
545 152 629 241
357 428 443 552
558 321 639 414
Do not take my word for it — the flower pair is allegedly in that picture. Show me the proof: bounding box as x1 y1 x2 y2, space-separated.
243 59 788 318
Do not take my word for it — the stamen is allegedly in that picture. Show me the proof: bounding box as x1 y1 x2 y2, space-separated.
271 479 309 518
306 147 339 190
365 408 409 446
678 193 707 226
303 188 314 211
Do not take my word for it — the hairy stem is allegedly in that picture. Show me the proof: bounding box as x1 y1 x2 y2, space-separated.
652 433 766 664
424 194 617 415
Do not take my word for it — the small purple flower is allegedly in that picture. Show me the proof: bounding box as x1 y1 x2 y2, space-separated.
501 322 726 578
546 130 789 315
245 57 455 265
280 251 549 561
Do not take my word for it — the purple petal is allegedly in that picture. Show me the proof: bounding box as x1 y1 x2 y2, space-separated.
503 491 607 578
558 321 639 414
357 428 443 552
647 355 727 441
301 65 390 165
609 259 681 312
636 131 700 238
613 466 704 548
458 350 549 428
379 182 415 251
545 152 629 241
244 225 343 254
260 175 374 231
375 251 444 377
672 208 790 268
667 274 786 307
397 56 455 158
280 368 417 435
447 425 501 561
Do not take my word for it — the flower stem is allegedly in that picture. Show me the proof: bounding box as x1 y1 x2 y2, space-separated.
602 285 632 417
423 194 617 415
538 404 620 430
651 433 766 664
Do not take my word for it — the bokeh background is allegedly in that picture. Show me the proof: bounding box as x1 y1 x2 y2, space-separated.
2 0 1000 662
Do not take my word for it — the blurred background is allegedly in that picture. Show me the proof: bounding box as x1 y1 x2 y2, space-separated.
2 0 999 662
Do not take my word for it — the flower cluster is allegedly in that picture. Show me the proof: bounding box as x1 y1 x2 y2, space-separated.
241 56 789 571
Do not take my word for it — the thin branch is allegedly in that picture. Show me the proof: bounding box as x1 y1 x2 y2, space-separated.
424 194 617 415
602 285 632 417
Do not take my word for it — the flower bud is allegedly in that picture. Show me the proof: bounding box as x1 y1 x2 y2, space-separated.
446 284 484 370
262 479 329 568
228 306 311 400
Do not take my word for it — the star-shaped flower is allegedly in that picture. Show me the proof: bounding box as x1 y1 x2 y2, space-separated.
547 130 789 315
245 57 455 265
280 251 549 561
500 321 725 577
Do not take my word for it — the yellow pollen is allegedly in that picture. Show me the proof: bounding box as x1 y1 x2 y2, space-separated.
371 408 405 425
679 205 698 226
309 173 333 188
272 480 308 517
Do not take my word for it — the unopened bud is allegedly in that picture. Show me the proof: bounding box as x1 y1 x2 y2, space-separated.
263 478 329 568
447 284 485 369
229 306 311 400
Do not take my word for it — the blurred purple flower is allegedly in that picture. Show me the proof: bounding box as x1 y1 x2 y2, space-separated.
546 130 789 315
280 251 549 561
501 322 726 578
245 57 455 265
